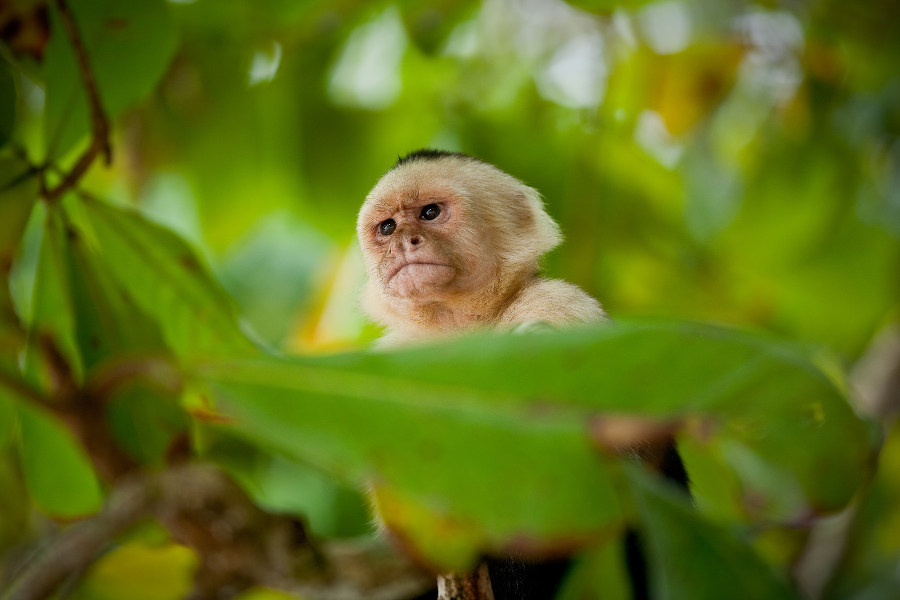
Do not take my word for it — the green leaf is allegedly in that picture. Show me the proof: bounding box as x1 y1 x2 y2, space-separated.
201 360 622 569
56 198 186 465
77 195 257 359
0 386 15 450
557 539 631 600
627 465 799 600
26 205 83 384
0 158 39 321
196 321 873 569
16 399 103 518
43 0 178 159
211 438 370 538
63 207 168 369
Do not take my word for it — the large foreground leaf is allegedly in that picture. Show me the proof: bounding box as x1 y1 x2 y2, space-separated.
194 321 874 569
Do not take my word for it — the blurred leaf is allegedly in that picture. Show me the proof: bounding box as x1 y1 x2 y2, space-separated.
825 421 900 599
213 439 370 538
0 60 16 148
105 388 185 466
196 321 872 568
16 399 102 518
77 195 257 359
0 158 39 320
62 198 168 368
69 541 197 600
26 205 83 384
43 0 178 159
7 199 45 329
675 436 743 523
627 465 799 600
60 196 186 465
557 538 631 600
0 387 15 450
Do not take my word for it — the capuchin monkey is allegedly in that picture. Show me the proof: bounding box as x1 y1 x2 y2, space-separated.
357 150 688 600
357 149 606 345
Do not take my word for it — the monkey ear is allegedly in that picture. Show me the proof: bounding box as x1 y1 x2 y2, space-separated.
519 187 563 255
513 191 536 229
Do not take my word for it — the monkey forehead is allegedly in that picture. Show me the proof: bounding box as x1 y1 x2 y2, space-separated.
359 169 469 224
358 157 517 224
364 181 462 215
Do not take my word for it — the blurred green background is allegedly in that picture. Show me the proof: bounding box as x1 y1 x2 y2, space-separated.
2 0 899 598
7 0 893 357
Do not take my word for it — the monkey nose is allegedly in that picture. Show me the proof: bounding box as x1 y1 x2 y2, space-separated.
409 235 422 246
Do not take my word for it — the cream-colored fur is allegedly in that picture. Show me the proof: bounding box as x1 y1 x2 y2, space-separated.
357 152 606 345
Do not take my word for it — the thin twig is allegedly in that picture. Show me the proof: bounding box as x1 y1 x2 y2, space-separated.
44 0 111 202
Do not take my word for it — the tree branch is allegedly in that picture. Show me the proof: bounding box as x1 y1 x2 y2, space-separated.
1 473 157 600
1 464 433 600
44 0 111 203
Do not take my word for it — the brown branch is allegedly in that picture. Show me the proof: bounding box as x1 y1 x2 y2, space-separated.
1 464 433 600
44 0 111 203
1 473 158 600
31 334 139 482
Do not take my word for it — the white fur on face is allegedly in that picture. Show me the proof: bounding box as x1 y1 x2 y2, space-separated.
356 154 581 338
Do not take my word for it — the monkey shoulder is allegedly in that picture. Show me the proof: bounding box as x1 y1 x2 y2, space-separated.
497 278 607 329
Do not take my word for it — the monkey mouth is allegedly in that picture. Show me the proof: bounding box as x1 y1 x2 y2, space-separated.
387 261 453 281
385 260 454 294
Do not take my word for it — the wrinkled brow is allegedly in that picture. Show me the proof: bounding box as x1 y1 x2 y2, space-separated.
365 184 463 219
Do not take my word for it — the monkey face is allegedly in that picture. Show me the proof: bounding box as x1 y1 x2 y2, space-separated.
357 151 576 337
358 181 495 302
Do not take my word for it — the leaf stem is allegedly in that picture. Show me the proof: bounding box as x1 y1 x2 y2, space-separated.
44 0 111 203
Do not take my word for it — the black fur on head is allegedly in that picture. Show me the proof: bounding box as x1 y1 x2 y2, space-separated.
394 148 482 168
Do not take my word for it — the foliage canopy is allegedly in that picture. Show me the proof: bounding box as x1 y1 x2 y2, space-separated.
0 0 898 599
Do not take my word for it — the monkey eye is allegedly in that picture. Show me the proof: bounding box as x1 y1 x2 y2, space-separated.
378 219 396 236
420 204 441 221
